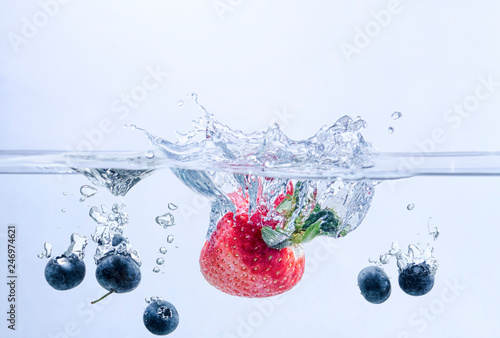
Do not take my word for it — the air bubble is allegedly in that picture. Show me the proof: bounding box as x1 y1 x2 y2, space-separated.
167 235 174 243
407 203 415 211
168 203 178 211
391 111 402 120
156 258 165 265
79 185 97 202
388 127 394 134
153 267 161 273
156 213 175 229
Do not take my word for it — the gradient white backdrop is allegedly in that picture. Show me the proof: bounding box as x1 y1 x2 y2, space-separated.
1 1 500 337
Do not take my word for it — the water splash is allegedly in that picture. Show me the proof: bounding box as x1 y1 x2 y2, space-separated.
156 213 175 229
89 203 141 265
63 233 88 260
146 296 164 304
370 237 439 275
75 168 154 197
138 94 377 240
37 242 53 259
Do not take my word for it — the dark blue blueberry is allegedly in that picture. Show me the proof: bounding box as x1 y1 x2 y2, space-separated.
358 266 391 304
144 300 179 335
95 254 141 293
112 234 127 246
398 263 434 296
45 254 86 291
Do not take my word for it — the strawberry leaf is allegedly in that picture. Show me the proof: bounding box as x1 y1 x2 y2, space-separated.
299 219 322 243
261 226 293 249
301 208 340 236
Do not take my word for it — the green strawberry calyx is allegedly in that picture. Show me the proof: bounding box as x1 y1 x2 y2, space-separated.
262 182 346 249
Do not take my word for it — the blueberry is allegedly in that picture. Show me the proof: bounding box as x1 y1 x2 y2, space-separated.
112 234 127 246
398 263 434 296
95 254 141 293
45 254 86 291
358 266 391 304
144 300 179 335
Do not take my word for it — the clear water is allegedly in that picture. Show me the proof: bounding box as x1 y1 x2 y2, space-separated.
2 100 500 337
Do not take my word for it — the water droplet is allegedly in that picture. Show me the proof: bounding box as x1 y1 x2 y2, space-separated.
388 126 394 134
167 235 174 243
391 111 402 120
153 266 161 273
122 124 128 129
427 218 440 241
79 185 97 202
44 242 52 258
159 247 167 254
145 150 155 159
38 242 53 259
407 203 415 211
156 257 165 265
379 253 390 264
61 208 66 213
130 124 137 130
112 203 125 213
175 245 179 248
63 192 68 196
156 213 175 229
146 296 164 304
89 206 108 224
168 203 178 211
177 100 184 107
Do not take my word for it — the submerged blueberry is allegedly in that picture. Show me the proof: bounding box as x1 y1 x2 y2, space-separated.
45 253 86 291
144 300 179 335
112 234 127 246
358 266 391 304
95 254 141 293
398 263 434 296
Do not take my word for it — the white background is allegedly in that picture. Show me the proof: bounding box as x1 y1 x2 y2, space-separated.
1 1 500 337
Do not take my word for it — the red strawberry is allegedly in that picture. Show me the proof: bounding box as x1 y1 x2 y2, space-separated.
200 207 305 298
